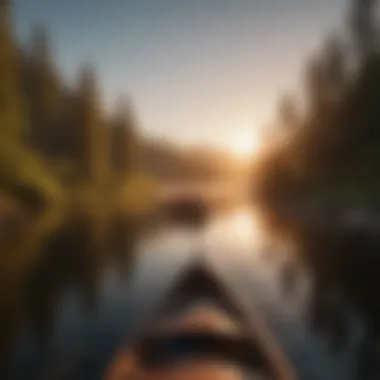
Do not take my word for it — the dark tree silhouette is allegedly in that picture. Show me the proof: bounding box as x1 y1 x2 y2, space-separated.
24 26 64 155
350 0 378 58
73 64 109 186
0 0 24 138
255 0 380 378
111 97 138 182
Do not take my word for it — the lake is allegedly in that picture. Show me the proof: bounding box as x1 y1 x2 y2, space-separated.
10 205 368 380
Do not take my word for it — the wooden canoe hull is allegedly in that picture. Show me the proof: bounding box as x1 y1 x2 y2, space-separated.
104 260 296 380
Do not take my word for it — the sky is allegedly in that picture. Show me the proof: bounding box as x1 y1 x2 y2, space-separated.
13 0 347 150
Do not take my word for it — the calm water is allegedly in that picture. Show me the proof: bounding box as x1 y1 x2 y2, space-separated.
11 205 364 380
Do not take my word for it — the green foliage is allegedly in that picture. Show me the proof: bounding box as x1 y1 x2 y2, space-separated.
0 2 61 208
111 97 138 181
0 137 63 206
73 64 109 186
24 26 63 151
0 0 25 138
0 0 149 217
350 0 377 58
256 0 380 208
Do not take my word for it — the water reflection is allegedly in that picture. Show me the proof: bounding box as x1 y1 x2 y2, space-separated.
2 204 379 380
203 205 380 380
3 212 142 380
259 204 380 380
4 206 282 380
204 206 268 261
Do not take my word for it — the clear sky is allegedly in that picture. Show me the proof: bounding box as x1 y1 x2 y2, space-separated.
13 0 347 150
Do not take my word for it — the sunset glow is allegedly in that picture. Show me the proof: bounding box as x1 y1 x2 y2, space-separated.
228 130 262 160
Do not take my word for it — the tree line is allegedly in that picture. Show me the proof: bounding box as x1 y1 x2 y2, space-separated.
255 0 380 210
0 0 138 211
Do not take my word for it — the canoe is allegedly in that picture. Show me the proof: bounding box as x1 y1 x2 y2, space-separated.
103 260 296 380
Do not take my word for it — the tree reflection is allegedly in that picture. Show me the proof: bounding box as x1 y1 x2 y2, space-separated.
264 210 380 379
0 211 141 379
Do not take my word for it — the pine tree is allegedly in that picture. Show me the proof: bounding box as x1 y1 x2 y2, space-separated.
0 0 25 138
74 64 108 186
350 0 378 59
111 97 137 182
304 56 327 116
25 25 62 153
323 36 347 102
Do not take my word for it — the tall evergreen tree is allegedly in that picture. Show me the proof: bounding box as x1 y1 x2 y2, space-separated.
74 64 108 186
0 0 25 138
304 56 327 116
111 97 137 181
350 0 378 58
25 25 62 154
323 36 347 102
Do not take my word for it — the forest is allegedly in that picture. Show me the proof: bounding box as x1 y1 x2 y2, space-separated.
254 0 380 212
1 0 150 219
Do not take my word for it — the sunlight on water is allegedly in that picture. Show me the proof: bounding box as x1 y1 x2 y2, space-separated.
199 206 312 329
225 207 265 245
203 206 268 260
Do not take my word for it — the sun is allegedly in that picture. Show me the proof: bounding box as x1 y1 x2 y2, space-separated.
228 130 261 160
